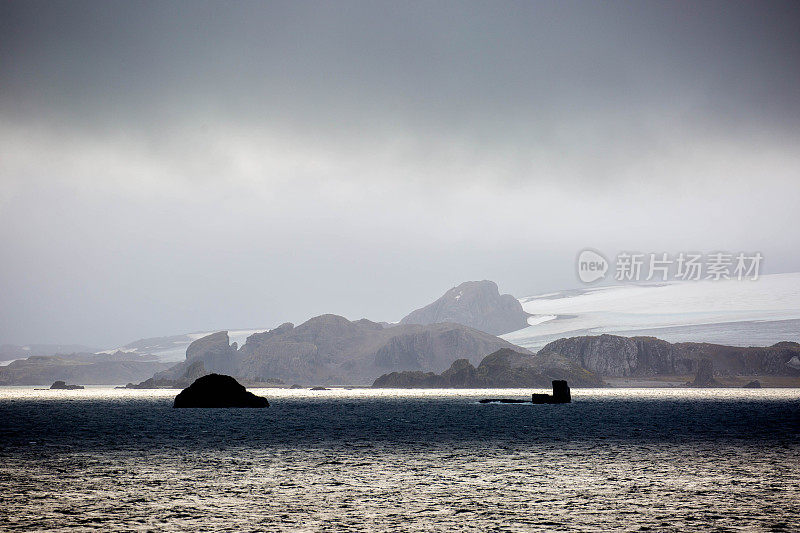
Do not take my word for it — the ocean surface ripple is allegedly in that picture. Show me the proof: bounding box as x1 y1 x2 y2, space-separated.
1 388 798 531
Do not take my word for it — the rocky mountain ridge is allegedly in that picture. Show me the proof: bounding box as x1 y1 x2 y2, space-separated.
148 314 531 386
136 329 800 388
373 347 603 388
540 334 800 377
0 352 170 386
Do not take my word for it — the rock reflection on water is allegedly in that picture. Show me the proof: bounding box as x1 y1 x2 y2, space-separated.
1 388 798 531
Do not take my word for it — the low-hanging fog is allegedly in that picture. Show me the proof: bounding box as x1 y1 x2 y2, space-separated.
1 1 799 346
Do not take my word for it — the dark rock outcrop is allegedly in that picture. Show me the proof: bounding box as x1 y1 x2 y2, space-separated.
530 380 571 403
400 280 530 335
480 380 571 403
373 348 602 388
50 380 83 390
743 380 761 388
552 380 571 403
530 381 571 403
540 335 800 378
173 374 269 408
689 359 721 387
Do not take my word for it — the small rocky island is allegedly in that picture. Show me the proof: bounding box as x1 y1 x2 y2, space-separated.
173 374 269 408
50 380 84 390
479 380 571 404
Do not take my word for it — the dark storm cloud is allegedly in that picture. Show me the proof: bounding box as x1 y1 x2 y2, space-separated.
3 1 798 142
1 1 799 346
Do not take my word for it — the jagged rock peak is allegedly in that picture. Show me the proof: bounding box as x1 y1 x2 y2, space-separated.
400 280 529 335
186 331 231 360
183 331 239 376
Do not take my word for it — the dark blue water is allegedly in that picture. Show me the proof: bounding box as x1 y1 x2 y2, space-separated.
2 390 798 448
1 388 799 531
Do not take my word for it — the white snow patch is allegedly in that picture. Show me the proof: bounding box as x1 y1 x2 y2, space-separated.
531 276 798 315
527 314 557 326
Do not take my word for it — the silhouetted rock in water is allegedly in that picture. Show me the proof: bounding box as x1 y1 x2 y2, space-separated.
743 380 762 388
530 380 571 404
689 359 721 387
529 393 551 404
310 386 329 391
50 380 83 390
481 380 571 404
173 374 269 408
400 280 530 335
373 349 602 388
552 380 571 403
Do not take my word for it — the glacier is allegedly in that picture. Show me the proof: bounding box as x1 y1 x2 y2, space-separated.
502 272 800 350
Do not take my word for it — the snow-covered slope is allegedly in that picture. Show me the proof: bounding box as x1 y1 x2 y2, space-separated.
502 273 800 350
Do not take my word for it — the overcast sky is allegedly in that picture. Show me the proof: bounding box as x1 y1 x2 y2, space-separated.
1 1 799 347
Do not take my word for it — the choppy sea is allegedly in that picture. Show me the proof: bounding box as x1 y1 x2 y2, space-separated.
1 387 798 531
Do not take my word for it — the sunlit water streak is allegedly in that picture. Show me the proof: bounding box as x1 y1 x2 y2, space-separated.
1 387 798 531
